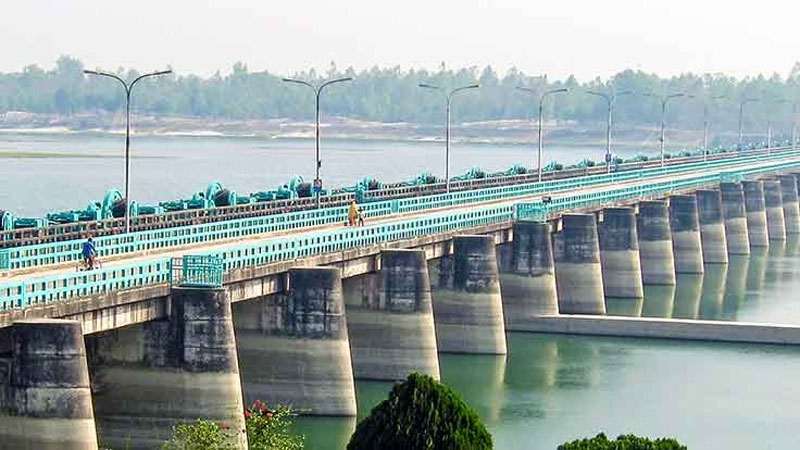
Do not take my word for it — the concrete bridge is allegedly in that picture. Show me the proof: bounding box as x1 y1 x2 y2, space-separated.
2 150 800 448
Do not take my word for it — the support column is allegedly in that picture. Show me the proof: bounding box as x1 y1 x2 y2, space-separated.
778 174 800 234
637 200 676 285
669 195 704 274
233 267 356 416
598 207 643 298
499 221 558 330
553 213 606 314
763 179 787 241
743 180 769 247
344 250 440 381
0 320 98 450
720 182 750 255
89 287 247 449
431 235 507 355
695 189 728 264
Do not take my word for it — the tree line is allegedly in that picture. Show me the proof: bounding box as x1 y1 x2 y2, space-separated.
2 56 800 139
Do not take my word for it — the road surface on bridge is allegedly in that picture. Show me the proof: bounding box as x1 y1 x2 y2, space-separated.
3 155 795 290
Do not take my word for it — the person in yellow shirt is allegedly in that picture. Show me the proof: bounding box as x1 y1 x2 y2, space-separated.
348 200 358 226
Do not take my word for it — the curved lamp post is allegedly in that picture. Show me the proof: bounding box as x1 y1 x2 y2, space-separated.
283 77 352 208
84 69 172 233
517 87 568 181
738 97 759 152
644 92 686 167
587 88 631 173
688 94 726 160
418 83 480 192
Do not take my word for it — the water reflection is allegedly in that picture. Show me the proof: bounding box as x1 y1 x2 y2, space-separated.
605 297 644 317
697 265 727 320
440 353 507 425
641 284 675 318
745 247 768 295
722 255 749 320
673 274 703 319
292 416 356 450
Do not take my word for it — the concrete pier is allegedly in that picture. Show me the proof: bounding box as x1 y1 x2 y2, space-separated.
598 207 643 299
669 195 705 274
344 250 440 381
90 287 247 449
0 320 98 450
743 180 769 247
553 214 606 314
233 267 356 416
500 221 558 329
695 189 728 264
778 175 800 234
720 182 751 255
637 200 676 285
431 235 507 354
762 179 787 241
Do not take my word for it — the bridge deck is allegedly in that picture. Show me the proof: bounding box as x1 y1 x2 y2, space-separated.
3 155 794 289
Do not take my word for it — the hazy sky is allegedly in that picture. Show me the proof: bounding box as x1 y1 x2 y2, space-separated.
3 0 798 80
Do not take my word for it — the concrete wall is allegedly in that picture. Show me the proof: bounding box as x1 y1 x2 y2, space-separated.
695 189 728 264
553 214 606 314
499 221 559 329
431 235 507 354
88 287 247 449
669 195 704 274
0 320 98 449
720 182 751 255
233 267 356 417
598 207 643 299
344 250 440 381
637 200 676 285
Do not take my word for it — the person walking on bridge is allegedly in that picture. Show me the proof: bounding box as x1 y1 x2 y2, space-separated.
348 200 358 227
82 236 97 270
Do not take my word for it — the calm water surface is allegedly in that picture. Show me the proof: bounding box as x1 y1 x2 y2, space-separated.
0 132 650 216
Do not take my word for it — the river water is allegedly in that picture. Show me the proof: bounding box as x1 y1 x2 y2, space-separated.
2 133 798 449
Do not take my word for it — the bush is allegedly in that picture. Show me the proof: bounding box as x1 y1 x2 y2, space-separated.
245 401 304 450
558 433 687 450
161 402 304 450
161 420 234 450
347 372 492 450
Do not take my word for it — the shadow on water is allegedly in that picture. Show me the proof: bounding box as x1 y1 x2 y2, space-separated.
672 273 703 319
641 284 675 318
697 264 727 320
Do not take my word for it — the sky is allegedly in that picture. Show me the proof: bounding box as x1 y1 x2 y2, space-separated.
2 0 798 81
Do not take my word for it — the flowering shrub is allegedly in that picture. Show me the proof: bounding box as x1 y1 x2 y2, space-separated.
161 419 234 450
244 401 304 450
161 401 303 450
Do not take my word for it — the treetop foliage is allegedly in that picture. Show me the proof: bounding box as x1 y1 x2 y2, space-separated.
2 56 800 131
558 433 688 450
347 372 493 450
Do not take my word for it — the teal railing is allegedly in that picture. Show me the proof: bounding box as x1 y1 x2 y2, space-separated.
2 158 800 311
4 148 799 273
179 255 224 288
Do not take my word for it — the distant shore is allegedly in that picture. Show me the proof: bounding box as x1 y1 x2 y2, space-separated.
0 111 737 150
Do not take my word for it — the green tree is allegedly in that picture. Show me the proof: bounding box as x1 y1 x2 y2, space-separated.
347 373 492 450
558 433 687 450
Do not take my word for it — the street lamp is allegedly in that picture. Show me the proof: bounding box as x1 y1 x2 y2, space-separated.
587 88 631 173
766 98 791 153
84 68 172 233
282 77 352 208
517 87 568 181
418 83 480 192
738 97 759 152
644 92 686 167
688 94 726 160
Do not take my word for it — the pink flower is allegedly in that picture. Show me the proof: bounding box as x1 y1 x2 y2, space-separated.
219 422 229 430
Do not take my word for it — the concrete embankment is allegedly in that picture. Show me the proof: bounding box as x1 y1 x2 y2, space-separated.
516 315 800 345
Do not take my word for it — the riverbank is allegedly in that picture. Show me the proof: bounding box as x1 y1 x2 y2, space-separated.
0 111 723 150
